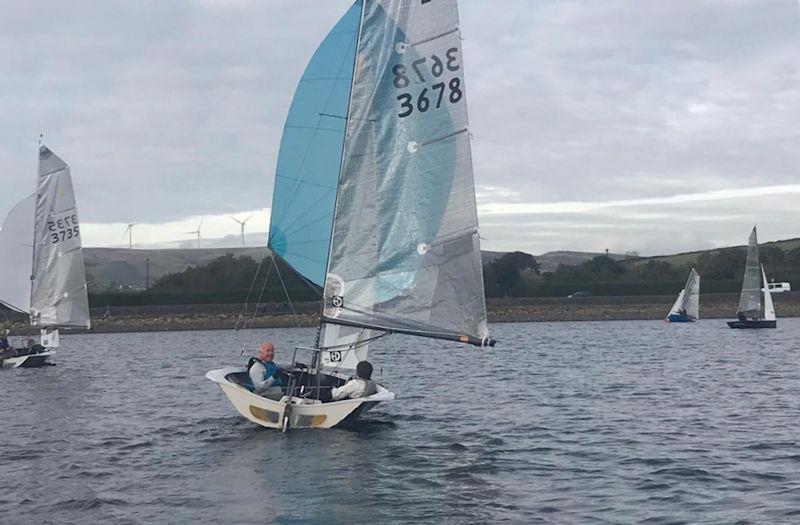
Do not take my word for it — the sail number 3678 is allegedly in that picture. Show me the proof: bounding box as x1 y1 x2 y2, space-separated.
47 214 80 244
393 47 462 118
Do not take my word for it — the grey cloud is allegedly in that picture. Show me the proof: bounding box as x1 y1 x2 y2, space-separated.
1 0 798 257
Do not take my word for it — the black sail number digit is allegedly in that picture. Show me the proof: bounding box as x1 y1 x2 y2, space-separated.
392 64 410 89
432 82 445 108
448 77 463 103
446 47 459 71
397 93 414 118
417 88 430 112
411 58 427 82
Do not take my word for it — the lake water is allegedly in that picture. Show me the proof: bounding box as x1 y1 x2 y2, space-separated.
2 319 800 524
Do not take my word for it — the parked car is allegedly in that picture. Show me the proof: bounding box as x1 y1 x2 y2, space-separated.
767 282 791 293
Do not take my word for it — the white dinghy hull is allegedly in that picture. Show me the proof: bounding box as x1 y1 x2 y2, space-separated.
1 350 55 369
206 367 394 430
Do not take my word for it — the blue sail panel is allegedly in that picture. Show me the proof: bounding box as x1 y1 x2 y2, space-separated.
267 1 362 287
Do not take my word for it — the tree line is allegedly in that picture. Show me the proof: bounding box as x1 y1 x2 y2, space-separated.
86 244 800 306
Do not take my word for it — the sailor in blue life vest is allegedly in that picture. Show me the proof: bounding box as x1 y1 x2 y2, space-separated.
331 361 378 401
248 341 285 400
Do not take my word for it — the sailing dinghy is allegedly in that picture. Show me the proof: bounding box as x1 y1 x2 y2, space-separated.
0 145 91 368
206 0 495 431
666 268 700 322
727 227 777 329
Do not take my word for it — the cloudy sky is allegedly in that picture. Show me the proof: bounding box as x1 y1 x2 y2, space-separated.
1 0 798 255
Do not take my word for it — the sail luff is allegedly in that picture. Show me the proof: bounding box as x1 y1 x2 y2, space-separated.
317 0 373 358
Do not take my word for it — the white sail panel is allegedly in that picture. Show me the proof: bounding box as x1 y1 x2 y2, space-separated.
0 195 35 313
737 227 761 315
684 268 700 319
323 0 489 344
320 322 371 371
667 289 685 317
761 266 776 321
30 146 91 328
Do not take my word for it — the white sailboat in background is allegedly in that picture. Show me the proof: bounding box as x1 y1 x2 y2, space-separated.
727 226 777 329
207 0 494 431
666 268 700 322
0 145 92 368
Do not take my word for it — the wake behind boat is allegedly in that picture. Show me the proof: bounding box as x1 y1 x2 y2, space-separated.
727 227 776 329
666 268 700 323
207 0 494 430
0 145 91 368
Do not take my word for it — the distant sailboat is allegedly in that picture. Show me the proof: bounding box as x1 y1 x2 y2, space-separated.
0 145 91 368
727 227 777 329
207 0 494 430
666 268 700 322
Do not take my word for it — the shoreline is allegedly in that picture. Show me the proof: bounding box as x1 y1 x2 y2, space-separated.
2 292 798 335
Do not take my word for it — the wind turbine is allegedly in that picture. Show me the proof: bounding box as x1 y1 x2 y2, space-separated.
185 218 203 249
230 215 253 247
123 223 136 249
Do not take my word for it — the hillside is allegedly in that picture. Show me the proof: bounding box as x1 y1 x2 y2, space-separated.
629 237 800 268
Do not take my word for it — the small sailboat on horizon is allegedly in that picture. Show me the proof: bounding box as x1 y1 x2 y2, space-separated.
0 145 92 368
206 0 494 431
666 268 700 323
727 226 776 329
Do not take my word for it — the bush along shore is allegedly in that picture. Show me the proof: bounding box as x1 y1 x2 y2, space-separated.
2 292 799 335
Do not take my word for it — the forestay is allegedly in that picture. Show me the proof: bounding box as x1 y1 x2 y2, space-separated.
30 146 91 328
322 0 490 346
267 1 362 288
0 195 35 313
737 227 761 316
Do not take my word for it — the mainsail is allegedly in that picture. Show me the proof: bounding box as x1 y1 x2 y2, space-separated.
761 265 776 321
737 227 761 317
0 195 35 313
321 0 490 346
683 268 700 319
29 146 91 328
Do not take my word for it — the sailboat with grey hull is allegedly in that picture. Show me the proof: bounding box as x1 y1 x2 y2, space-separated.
0 145 91 368
727 227 777 329
206 0 495 431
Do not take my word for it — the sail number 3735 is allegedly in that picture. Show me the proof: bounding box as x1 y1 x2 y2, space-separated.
393 47 462 118
47 214 80 244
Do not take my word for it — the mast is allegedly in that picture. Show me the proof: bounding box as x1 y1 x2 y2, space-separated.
316 0 367 350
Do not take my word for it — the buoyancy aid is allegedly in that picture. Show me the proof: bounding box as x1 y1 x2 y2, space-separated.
247 358 285 386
